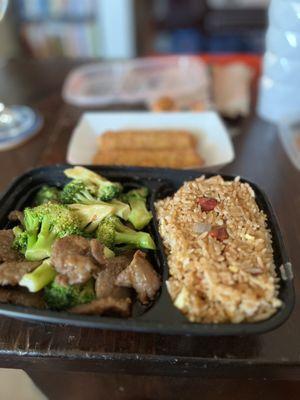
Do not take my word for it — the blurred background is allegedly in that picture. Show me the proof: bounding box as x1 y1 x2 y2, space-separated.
0 0 269 60
1 1 300 399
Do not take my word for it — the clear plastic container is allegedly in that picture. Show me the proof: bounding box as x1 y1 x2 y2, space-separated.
279 115 300 170
62 56 210 107
257 0 300 123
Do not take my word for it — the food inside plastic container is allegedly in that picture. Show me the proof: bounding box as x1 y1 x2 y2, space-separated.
62 56 211 108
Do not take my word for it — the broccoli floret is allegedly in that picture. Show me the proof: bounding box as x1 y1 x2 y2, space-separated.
19 258 56 292
78 280 95 303
110 199 130 220
44 282 74 310
64 166 122 201
23 203 82 261
121 187 152 230
43 279 95 310
68 203 116 233
96 215 156 251
60 181 128 216
97 183 122 202
12 226 28 254
34 185 61 205
60 180 97 205
68 200 130 233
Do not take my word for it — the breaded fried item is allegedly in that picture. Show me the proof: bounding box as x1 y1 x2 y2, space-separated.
150 96 177 112
99 129 197 151
93 148 204 168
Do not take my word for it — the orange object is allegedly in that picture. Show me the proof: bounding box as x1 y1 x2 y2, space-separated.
151 96 177 112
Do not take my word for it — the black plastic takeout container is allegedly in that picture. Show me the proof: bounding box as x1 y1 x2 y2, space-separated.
0 165 295 335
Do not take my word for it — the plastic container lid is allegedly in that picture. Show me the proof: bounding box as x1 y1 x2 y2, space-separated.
62 56 210 107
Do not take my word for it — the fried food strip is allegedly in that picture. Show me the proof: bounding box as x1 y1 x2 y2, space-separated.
99 129 197 151
150 96 177 112
93 149 204 168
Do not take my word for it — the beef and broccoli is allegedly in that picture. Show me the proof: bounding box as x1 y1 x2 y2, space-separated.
0 166 160 316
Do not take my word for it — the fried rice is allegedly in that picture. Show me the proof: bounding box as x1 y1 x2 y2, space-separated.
155 175 282 323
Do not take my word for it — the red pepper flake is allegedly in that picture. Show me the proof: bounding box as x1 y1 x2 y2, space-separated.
209 226 229 241
197 197 218 212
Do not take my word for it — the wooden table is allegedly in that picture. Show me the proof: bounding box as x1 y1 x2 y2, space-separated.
0 59 300 399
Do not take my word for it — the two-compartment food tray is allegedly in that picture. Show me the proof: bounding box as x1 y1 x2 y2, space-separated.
0 165 295 335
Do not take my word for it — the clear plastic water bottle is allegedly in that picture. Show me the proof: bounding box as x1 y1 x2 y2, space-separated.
257 0 300 123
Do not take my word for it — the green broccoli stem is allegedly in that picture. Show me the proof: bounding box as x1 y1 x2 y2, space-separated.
25 217 57 261
103 246 115 258
75 191 100 205
26 232 39 254
25 223 39 249
115 231 156 250
127 197 153 230
111 199 130 220
25 237 55 261
19 259 56 293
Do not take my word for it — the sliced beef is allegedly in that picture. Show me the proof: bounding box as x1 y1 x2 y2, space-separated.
68 297 131 317
8 210 24 224
0 229 38 286
95 261 132 300
91 238 132 299
0 261 39 286
0 230 23 263
50 236 99 285
115 250 160 304
0 287 45 309
90 239 133 270
90 239 109 267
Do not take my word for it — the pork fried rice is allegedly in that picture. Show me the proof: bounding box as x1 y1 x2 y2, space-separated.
155 175 281 323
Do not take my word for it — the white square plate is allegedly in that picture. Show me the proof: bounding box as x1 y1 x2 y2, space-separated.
67 111 234 170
